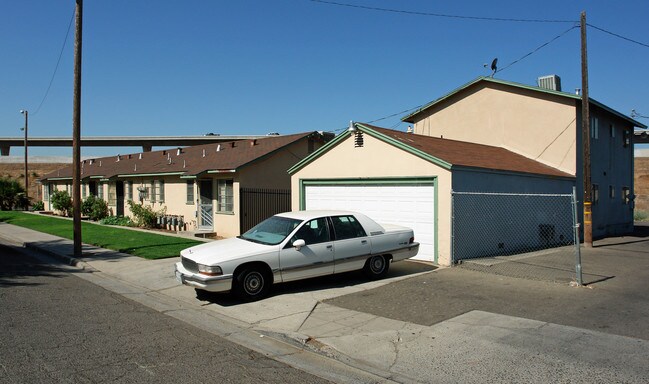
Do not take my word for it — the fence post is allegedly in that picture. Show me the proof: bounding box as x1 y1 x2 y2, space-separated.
451 190 456 264
572 186 583 285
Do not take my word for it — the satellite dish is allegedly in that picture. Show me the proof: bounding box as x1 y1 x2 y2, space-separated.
490 58 498 77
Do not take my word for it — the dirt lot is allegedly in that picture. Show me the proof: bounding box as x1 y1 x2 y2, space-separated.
636 157 649 213
0 163 67 202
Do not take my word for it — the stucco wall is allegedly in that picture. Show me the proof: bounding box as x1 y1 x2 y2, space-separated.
412 83 577 174
587 108 636 237
291 131 454 265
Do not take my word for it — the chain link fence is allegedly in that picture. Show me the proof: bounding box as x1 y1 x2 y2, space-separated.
452 190 583 285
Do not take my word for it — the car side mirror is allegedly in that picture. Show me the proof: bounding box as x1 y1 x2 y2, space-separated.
293 239 306 250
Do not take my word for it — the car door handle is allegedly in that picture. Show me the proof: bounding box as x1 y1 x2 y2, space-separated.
326 245 333 249
361 240 367 244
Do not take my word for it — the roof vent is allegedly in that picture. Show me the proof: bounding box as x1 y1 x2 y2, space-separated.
354 130 364 148
139 153 142 160
202 149 206 157
250 139 257 146
216 144 221 152
231 142 236 148
116 154 121 162
177 147 182 156
89 159 94 165
537 75 562 92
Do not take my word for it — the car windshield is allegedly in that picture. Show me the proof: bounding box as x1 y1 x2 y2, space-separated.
240 216 302 245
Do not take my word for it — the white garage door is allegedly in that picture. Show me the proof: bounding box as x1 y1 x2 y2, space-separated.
304 184 435 262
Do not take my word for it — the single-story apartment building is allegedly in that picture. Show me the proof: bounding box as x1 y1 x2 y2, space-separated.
40 131 331 237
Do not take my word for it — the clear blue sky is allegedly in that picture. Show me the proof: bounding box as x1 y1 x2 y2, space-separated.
2 0 648 158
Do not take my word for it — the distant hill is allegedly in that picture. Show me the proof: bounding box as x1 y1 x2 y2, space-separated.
0 162 68 202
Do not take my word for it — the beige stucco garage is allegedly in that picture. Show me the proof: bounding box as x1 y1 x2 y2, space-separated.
289 123 574 266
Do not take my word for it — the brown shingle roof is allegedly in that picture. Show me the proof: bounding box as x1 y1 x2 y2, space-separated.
362 124 574 178
41 132 320 181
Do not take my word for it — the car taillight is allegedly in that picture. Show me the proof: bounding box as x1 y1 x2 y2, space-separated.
409 237 414 244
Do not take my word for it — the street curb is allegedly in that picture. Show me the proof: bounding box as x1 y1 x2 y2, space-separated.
23 242 81 267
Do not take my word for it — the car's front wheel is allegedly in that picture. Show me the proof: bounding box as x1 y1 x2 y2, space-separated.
233 268 270 301
364 255 390 279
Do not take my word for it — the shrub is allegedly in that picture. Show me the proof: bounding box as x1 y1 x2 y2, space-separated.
634 210 648 222
82 195 109 221
127 200 165 228
0 177 29 211
31 201 45 211
81 194 97 216
100 216 133 226
51 190 73 216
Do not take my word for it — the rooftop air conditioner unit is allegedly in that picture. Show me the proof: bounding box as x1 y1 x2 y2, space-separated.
537 75 562 92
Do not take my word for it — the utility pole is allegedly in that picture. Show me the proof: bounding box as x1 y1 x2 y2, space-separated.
20 109 29 205
581 11 593 247
72 0 83 258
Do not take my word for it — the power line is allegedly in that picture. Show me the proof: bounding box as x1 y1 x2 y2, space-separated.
31 7 76 116
308 0 576 23
496 25 579 74
587 23 649 49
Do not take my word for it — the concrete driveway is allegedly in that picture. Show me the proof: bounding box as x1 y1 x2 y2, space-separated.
2 221 648 383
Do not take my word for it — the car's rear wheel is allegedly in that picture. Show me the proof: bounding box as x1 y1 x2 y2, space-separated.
233 268 270 301
364 255 390 279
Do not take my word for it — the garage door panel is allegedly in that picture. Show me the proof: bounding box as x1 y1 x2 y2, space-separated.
305 184 435 262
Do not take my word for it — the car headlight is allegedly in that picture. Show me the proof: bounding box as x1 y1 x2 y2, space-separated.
197 264 223 276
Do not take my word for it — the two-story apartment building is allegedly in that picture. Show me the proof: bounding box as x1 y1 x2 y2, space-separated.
402 76 646 239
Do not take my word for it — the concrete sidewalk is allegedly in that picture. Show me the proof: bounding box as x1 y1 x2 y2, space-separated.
1 221 648 383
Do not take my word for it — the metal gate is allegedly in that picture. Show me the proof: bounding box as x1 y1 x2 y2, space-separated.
452 189 583 285
240 188 291 233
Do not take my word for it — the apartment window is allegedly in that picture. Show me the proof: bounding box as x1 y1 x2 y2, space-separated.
44 183 52 201
592 184 599 205
154 180 165 203
622 187 630 205
217 179 234 213
609 185 615 199
125 181 133 201
590 117 599 139
82 183 87 199
610 124 615 138
97 182 104 199
186 180 195 204
108 183 117 206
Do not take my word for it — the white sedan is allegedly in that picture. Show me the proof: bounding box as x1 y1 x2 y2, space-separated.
175 210 419 301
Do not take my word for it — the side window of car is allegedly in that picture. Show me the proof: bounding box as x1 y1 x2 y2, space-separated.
289 217 330 245
331 215 367 240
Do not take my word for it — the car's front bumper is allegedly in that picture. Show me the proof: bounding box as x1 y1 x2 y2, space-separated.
174 262 233 292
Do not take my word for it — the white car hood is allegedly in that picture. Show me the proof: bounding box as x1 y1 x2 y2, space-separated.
180 237 275 265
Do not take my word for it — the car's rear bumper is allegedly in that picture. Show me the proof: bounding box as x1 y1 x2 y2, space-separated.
390 242 420 262
174 262 233 292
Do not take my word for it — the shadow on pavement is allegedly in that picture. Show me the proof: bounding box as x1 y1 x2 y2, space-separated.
594 222 649 247
198 260 437 306
0 243 70 287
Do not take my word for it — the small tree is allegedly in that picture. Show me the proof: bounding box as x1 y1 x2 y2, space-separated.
0 177 29 210
51 190 73 217
127 200 164 228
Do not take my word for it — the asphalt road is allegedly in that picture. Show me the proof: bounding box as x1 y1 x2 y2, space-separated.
0 243 330 384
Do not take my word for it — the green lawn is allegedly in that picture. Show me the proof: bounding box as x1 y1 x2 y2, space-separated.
0 211 203 259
